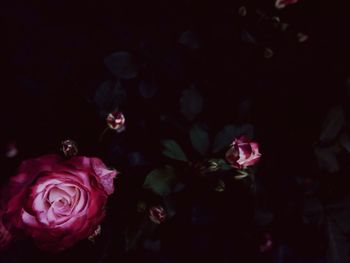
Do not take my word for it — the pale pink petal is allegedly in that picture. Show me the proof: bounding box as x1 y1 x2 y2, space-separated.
33 192 49 212
57 185 77 196
48 188 71 204
21 210 40 227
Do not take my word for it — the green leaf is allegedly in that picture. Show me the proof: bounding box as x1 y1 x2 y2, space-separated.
180 85 203 121
104 52 138 79
212 125 236 153
143 166 179 196
190 124 210 155
94 80 126 116
161 140 188 162
212 124 254 153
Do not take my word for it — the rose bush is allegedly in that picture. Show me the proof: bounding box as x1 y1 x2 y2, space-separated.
0 154 117 251
225 136 261 169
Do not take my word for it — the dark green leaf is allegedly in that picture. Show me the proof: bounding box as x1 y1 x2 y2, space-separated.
104 52 138 79
161 140 188 162
180 85 203 121
190 124 210 155
143 166 179 196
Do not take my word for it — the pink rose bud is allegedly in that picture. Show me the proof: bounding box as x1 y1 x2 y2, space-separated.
225 136 261 169
275 0 298 9
0 154 117 251
106 111 126 132
61 139 78 157
149 206 167 224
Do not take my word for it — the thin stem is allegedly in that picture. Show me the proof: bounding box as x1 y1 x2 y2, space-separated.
98 127 110 143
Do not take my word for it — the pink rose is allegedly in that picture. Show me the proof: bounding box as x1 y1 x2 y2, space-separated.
106 111 126 132
149 206 166 224
275 0 298 9
0 154 117 251
225 136 261 169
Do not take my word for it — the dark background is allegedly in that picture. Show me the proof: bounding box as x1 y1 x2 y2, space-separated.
1 0 350 262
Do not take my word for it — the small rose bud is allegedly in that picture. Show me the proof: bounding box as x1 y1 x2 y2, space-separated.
225 136 261 169
5 142 18 158
88 225 102 243
61 139 78 157
149 206 167 224
106 111 126 132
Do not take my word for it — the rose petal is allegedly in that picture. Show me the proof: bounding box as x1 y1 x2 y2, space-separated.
90 158 117 195
48 188 70 204
21 210 40 227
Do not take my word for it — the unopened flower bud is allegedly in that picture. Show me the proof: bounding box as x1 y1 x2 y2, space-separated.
61 139 78 157
106 111 126 132
149 206 167 224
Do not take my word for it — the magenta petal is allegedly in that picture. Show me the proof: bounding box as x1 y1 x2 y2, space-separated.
90 158 117 195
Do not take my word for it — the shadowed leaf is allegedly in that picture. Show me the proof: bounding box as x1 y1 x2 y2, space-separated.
161 140 188 162
104 52 138 79
190 124 210 155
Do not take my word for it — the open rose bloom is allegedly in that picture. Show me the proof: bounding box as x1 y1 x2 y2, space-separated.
225 136 261 169
0 154 117 251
